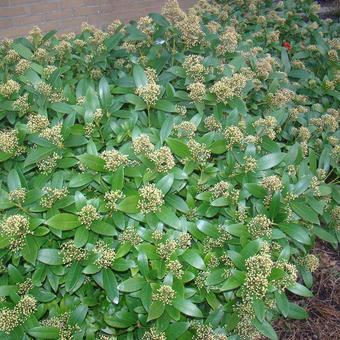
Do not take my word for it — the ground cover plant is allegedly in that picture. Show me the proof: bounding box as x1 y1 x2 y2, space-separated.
0 0 339 339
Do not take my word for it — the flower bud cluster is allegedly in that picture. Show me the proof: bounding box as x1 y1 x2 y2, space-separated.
27 114 50 133
37 152 61 174
104 190 125 212
176 13 205 48
0 129 19 154
261 175 283 192
1 214 32 250
253 116 279 140
148 146 175 173
79 204 100 228
135 82 160 107
152 285 176 305
142 327 166 340
39 124 64 148
132 134 154 155
173 121 197 138
13 93 30 114
93 240 116 268
187 82 206 102
101 149 129 172
60 241 88 264
272 260 297 291
210 73 247 104
40 187 68 208
118 226 142 246
247 214 272 239
8 188 27 205
183 55 207 82
187 139 211 164
217 26 239 54
204 115 222 131
224 126 244 149
137 183 164 214
243 253 273 300
191 321 228 340
0 79 20 98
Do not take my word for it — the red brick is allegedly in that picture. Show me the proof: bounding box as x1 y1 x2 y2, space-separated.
44 9 73 21
28 2 58 14
59 0 84 9
76 6 100 16
1 26 31 38
0 6 27 17
10 0 41 6
13 14 43 26
0 18 12 29
0 0 10 7
1 0 198 39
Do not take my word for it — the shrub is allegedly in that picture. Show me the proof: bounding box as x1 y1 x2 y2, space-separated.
0 0 339 339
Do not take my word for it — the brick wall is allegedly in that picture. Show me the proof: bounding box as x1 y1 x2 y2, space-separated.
0 0 197 39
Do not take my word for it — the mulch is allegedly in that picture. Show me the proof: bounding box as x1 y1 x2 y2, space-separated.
274 241 340 340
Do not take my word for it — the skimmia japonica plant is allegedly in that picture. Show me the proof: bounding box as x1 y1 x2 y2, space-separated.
0 0 339 339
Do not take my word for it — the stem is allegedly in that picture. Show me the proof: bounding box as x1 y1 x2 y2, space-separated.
147 106 151 127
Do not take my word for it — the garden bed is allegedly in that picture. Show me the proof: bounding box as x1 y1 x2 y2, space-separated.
0 0 339 339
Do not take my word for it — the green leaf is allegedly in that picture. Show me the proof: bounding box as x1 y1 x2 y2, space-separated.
173 297 203 318
220 271 245 291
253 299 266 321
290 201 319 224
111 167 124 190
166 138 190 158
50 102 75 114
28 326 59 339
77 154 105 172
147 300 165 321
116 195 139 213
275 291 289 317
24 146 56 167
12 43 32 59
288 283 313 297
156 205 180 229
133 64 148 87
288 69 313 79
244 183 266 198
117 277 146 292
69 304 88 325
91 221 116 236
279 222 311 245
281 48 291 73
22 236 39 264
65 262 84 293
156 173 174 195
125 93 147 110
252 319 278 340
165 322 189 339
287 303 309 319
160 115 174 144
313 226 336 244
257 152 285 170
103 269 119 304
210 140 227 154
155 99 176 112
182 249 206 270
7 168 21 191
69 173 93 187
46 213 80 231
38 249 63 265
0 285 17 296
99 76 112 108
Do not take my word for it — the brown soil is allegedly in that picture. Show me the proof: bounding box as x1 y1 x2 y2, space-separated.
274 241 340 340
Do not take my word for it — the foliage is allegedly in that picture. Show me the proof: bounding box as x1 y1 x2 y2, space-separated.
0 0 339 339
